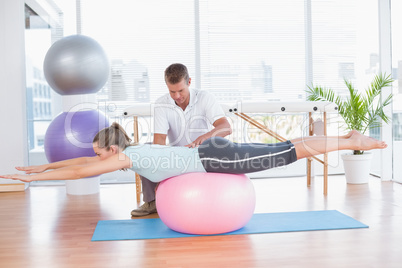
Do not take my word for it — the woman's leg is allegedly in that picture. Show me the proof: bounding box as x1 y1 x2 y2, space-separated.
234 130 356 147
290 130 357 144
198 137 297 174
198 132 387 174
292 131 387 160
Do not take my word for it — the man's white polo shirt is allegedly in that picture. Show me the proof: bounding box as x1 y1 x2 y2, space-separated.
154 88 225 146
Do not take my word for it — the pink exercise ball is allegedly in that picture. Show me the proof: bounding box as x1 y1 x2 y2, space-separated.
156 172 256 235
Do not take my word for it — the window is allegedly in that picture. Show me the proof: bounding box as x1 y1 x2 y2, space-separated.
25 1 63 172
26 0 394 182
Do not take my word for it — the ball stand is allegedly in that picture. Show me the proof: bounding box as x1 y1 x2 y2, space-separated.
66 176 100 195
43 35 110 195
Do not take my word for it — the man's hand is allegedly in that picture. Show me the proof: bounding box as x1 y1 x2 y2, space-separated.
185 134 210 148
184 117 232 148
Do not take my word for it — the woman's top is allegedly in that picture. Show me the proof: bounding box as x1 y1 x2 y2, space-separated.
122 144 206 182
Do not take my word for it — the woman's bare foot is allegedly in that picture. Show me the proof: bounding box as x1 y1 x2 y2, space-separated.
349 131 387 151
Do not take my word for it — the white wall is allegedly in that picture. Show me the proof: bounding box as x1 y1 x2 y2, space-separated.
0 0 29 183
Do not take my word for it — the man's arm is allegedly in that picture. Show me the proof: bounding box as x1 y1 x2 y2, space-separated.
153 133 167 145
211 117 232 137
185 117 232 148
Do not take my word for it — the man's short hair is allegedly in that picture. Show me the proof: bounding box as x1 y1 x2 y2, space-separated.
164 63 190 84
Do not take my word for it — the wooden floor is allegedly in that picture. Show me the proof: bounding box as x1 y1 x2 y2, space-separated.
1 175 402 268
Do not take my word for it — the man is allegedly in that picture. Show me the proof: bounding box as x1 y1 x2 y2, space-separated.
131 63 232 216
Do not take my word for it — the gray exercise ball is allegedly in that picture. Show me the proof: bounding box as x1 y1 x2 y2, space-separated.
43 35 110 95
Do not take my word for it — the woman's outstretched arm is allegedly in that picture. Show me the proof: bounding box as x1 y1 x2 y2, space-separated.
15 156 100 174
0 153 131 183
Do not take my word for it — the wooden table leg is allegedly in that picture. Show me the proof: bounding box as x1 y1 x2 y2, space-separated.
135 173 141 204
133 116 142 204
307 112 314 187
323 112 328 195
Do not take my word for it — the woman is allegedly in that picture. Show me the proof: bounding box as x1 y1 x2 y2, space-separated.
0 122 387 183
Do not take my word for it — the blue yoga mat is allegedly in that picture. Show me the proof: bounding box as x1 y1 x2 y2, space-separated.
91 210 368 241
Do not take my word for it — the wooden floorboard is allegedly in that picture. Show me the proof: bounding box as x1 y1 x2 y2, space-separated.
1 175 402 268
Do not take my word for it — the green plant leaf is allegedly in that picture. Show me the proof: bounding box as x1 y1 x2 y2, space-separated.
306 73 394 142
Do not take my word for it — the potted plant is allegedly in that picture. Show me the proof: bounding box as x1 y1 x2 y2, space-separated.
306 73 393 184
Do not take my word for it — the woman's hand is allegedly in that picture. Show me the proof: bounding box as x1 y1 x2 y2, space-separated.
15 165 47 174
0 174 32 182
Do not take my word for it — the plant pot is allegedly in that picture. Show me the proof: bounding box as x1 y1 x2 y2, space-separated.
341 152 373 184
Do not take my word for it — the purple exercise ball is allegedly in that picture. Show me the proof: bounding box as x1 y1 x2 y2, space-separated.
44 110 109 163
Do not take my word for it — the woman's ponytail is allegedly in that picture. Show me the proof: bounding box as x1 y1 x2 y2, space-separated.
93 122 135 150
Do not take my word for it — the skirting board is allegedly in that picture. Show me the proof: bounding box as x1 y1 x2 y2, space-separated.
0 183 26 192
